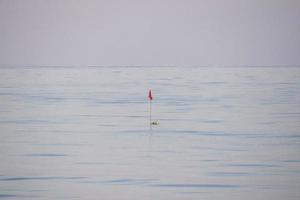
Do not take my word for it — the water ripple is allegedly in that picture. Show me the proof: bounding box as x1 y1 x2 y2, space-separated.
22 153 70 157
0 194 40 198
150 183 241 188
0 176 87 181
82 178 158 185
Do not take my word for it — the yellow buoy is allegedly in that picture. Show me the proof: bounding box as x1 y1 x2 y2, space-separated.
151 121 159 125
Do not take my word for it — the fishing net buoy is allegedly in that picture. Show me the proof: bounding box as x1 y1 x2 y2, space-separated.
148 90 159 126
151 121 159 125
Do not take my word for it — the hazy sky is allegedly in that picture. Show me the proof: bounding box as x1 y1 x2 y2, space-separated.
0 0 299 66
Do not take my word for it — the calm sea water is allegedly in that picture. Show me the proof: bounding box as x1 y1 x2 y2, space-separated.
0 66 300 199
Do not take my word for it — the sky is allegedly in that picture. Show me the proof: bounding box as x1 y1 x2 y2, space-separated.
0 0 300 66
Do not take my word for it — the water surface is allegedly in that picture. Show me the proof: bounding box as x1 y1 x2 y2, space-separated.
0 66 300 199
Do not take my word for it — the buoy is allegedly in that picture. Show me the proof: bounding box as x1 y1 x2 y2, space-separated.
148 89 159 128
151 121 159 125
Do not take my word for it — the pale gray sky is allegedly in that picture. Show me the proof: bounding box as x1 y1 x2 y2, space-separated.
0 0 299 66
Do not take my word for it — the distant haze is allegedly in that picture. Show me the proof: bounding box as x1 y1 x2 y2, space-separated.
0 0 299 66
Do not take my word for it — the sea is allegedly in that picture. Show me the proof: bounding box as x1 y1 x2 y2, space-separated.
0 66 300 199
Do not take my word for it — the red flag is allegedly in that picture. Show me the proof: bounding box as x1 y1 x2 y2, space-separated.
148 89 153 101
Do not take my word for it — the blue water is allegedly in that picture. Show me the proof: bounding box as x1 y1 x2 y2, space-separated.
0 66 300 199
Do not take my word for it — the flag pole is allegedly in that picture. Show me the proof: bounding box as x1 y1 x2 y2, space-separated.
149 99 152 129
148 89 153 129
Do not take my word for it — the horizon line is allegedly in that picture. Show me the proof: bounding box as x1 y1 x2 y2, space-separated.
1 64 300 68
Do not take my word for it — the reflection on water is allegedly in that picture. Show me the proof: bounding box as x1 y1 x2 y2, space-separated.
0 66 300 199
